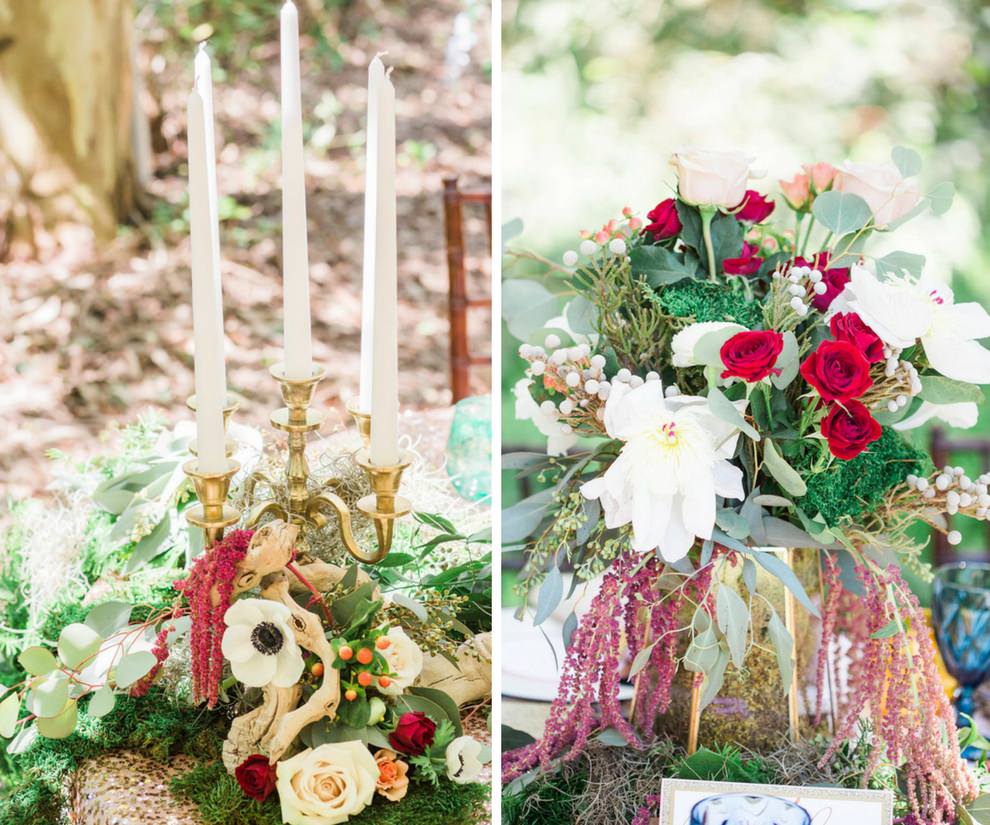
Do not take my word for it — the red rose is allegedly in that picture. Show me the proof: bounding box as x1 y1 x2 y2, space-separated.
830 312 884 364
800 340 873 402
734 190 775 223
644 198 681 241
388 711 436 756
794 252 850 311
235 754 277 802
720 330 785 382
820 400 882 460
723 242 764 276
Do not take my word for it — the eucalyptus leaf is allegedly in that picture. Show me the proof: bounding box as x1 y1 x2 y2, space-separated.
891 146 923 178
770 332 799 390
961 793 990 825
693 325 746 367
36 699 77 739
748 549 820 617
389 592 429 623
595 727 629 747
502 488 554 543
409 687 463 736
812 191 872 236
114 651 158 689
562 611 578 650
928 181 955 216
575 498 601 545
763 439 807 497
502 279 561 341
716 508 750 541
0 693 18 738
628 244 696 287
533 564 563 626
88 685 116 719
752 494 794 509
502 217 524 246
565 295 598 334
876 250 926 279
58 623 103 671
628 642 657 678
707 387 759 442
871 619 901 639
684 627 720 673
919 376 984 405
18 646 57 677
742 559 757 595
85 601 134 639
767 607 795 691
715 585 749 668
124 512 175 573
29 674 69 719
698 648 730 710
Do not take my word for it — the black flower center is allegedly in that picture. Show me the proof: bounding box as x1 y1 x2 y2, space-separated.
250 621 284 656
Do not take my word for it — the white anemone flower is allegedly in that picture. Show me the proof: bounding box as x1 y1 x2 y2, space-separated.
221 598 305 688
580 381 744 561
839 263 990 384
514 378 577 457
893 401 979 432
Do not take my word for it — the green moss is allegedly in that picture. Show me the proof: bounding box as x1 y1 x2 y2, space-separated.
655 279 763 328
171 759 490 825
0 690 226 825
800 428 933 525
502 765 587 825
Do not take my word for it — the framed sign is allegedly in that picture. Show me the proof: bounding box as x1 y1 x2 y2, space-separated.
660 778 893 825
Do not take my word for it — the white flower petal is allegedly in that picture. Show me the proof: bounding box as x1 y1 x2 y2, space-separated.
923 333 990 384
256 599 292 625
272 646 305 688
220 624 255 663
846 264 932 348
232 653 277 687
681 476 717 541
658 505 694 562
713 460 745 500
224 598 265 628
944 302 990 340
671 322 745 367
893 401 979 432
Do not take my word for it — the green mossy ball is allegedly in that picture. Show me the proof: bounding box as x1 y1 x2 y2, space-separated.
657 279 763 328
800 428 933 525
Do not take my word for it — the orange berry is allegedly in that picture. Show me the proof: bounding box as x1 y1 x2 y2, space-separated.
345 689 357 701
357 671 373 687
338 645 353 661
378 676 391 688
356 647 373 665
375 637 391 650
311 662 325 678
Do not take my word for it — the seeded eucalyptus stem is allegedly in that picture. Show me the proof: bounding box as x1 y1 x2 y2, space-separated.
700 205 718 281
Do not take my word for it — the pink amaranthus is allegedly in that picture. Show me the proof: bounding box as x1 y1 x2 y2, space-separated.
173 529 254 707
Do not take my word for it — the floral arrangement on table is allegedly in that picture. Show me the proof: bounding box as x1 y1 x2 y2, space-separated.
503 147 990 824
0 419 492 825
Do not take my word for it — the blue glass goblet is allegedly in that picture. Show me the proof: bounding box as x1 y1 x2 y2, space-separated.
690 793 811 825
932 561 990 751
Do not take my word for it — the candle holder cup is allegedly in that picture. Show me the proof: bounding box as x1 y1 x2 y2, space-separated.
186 392 242 457
183 457 242 546
242 363 410 564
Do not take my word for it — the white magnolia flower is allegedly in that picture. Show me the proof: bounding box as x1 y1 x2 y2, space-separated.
581 381 744 561
671 321 746 367
671 149 755 208
445 735 485 784
376 626 423 696
514 378 577 457
276 742 378 825
893 401 979 432
840 264 990 384
221 598 304 688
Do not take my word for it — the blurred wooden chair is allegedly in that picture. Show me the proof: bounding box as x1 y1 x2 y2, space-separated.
443 176 492 403
930 428 990 566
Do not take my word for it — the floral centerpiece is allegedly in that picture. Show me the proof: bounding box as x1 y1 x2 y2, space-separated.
503 147 987 824
0 420 491 825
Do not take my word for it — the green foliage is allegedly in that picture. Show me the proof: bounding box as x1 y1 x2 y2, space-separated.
652 278 764 329
800 427 933 525
668 745 774 784
502 764 588 825
171 758 488 825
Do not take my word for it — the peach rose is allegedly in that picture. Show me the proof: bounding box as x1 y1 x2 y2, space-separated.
779 171 810 209
373 749 409 802
671 149 755 208
835 161 921 227
805 162 836 192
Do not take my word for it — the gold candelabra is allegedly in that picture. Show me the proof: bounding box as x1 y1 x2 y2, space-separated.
183 362 410 563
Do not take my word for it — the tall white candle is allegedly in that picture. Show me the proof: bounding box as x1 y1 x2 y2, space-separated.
187 87 227 475
280 1 313 380
370 71 399 466
358 56 386 413
194 44 221 282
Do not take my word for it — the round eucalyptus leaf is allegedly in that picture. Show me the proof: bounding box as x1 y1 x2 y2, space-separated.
0 692 19 738
18 646 58 677
36 699 78 739
114 651 157 689
87 685 116 719
29 674 69 719
58 623 103 671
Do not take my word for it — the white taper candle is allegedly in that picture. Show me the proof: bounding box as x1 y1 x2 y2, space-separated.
280 1 313 380
369 70 399 466
187 87 227 475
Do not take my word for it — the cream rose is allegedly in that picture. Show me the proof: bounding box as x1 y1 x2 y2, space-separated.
276 742 378 825
671 149 755 208
445 735 485 784
377 626 423 696
835 161 921 227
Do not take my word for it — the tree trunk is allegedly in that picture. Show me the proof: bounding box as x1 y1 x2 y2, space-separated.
0 0 138 242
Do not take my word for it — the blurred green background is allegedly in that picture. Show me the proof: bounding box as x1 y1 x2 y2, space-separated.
500 0 990 595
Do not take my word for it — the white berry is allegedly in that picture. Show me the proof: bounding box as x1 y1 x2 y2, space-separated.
562 250 579 267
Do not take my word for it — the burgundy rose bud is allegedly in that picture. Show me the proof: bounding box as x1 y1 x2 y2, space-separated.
644 198 682 241
820 400 882 460
723 242 764 276
734 189 775 224
235 754 277 802
388 711 436 756
830 312 884 364
720 330 785 383
799 340 873 403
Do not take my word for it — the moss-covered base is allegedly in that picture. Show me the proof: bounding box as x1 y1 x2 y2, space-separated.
799 427 932 525
171 759 489 825
656 279 764 328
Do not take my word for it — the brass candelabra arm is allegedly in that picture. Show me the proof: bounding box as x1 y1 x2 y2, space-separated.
306 448 412 565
